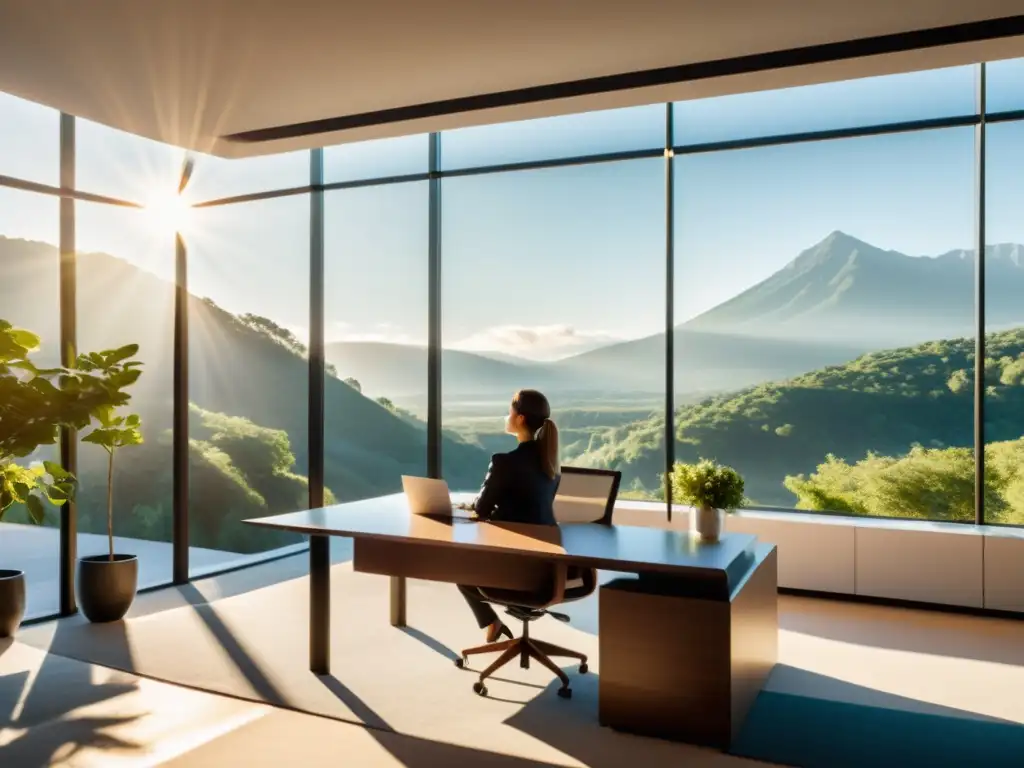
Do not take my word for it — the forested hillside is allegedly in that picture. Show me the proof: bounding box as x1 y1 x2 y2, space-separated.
574 330 1024 523
0 236 488 552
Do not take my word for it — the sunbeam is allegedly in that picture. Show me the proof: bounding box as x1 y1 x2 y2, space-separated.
142 188 194 240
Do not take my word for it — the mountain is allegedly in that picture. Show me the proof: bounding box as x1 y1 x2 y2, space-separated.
553 327 864 394
0 236 489 543
325 342 555 398
333 233 1018 397
685 231 1024 343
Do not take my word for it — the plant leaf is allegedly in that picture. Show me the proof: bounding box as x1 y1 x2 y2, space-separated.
105 344 140 365
25 494 45 524
42 460 72 482
9 329 41 350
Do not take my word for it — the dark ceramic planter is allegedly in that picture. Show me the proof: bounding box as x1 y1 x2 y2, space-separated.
0 569 27 638
77 554 138 623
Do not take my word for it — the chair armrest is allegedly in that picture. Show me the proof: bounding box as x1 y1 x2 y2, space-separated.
548 563 567 607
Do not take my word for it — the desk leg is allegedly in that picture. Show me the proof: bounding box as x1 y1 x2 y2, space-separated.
309 535 330 674
390 576 407 627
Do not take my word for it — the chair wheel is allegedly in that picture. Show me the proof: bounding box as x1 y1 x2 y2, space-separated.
579 662 589 674
473 681 488 696
455 657 465 669
557 686 572 699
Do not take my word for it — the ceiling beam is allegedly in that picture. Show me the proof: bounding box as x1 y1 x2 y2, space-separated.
224 14 1024 144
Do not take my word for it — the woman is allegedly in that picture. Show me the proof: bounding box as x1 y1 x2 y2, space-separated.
458 389 560 642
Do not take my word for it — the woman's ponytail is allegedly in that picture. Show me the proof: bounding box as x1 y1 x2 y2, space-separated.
511 389 559 478
536 418 560 479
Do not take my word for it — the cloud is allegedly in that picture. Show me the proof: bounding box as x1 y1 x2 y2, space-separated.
335 332 422 345
452 324 622 361
325 321 423 346
298 321 617 358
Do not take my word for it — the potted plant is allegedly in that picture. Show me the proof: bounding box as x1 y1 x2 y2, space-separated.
1 320 121 637
78 352 144 622
78 406 144 622
670 459 745 542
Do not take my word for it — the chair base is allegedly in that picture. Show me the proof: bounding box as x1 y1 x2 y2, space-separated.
457 633 588 697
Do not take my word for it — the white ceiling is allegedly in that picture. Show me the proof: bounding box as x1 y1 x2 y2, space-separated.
1 0 1023 158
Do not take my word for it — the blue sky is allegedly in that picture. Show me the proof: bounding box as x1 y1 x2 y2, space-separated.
2 61 1024 361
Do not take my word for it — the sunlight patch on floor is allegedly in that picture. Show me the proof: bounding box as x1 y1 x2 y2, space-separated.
44 679 266 767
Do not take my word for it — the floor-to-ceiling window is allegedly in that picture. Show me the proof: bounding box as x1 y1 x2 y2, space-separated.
75 120 184 590
0 186 61 618
983 57 1024 526
0 90 59 185
324 179 431 501
439 106 665 494
671 129 976 521
0 93 62 618
670 66 978 522
183 150 309 203
186 193 311 571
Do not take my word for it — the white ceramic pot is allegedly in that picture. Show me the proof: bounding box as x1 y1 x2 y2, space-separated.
694 505 725 542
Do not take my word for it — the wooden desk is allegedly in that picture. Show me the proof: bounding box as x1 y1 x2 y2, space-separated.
245 493 777 748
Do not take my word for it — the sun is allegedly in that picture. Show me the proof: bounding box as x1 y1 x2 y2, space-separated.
142 188 194 238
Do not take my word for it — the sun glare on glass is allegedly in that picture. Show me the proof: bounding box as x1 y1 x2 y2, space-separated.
143 188 193 238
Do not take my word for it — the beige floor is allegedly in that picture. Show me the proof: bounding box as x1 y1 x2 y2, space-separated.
5 553 1024 767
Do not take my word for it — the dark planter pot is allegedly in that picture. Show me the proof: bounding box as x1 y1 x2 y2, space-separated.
77 554 138 623
0 569 26 638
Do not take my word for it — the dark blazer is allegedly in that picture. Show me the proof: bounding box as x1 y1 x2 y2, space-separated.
473 440 559 525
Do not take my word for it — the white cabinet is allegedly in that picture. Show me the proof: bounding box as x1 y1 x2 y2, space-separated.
855 527 983 607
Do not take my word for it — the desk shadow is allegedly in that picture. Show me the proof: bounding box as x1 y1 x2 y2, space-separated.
318 675 393 732
504 664 1024 768
733 664 1024 767
400 626 459 662
1 622 143 765
315 671 571 767
764 664 1017 723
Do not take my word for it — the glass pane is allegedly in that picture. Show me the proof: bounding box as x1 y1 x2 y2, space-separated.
441 104 664 170
324 182 428 514
324 134 428 183
186 150 309 203
441 159 665 500
0 90 60 186
76 118 185 205
674 66 976 146
187 195 310 571
76 201 176 588
671 128 975 521
0 188 60 618
987 58 1024 114
984 121 1024 526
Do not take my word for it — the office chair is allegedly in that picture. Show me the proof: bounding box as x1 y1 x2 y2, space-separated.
455 467 622 699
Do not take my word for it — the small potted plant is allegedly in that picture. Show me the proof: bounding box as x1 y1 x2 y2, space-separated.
73 344 144 624
1 461 76 637
78 406 144 623
671 459 745 542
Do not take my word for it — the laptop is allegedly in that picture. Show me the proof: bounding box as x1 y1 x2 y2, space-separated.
401 476 476 520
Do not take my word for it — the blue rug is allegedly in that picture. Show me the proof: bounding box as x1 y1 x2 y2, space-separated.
732 691 1024 767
